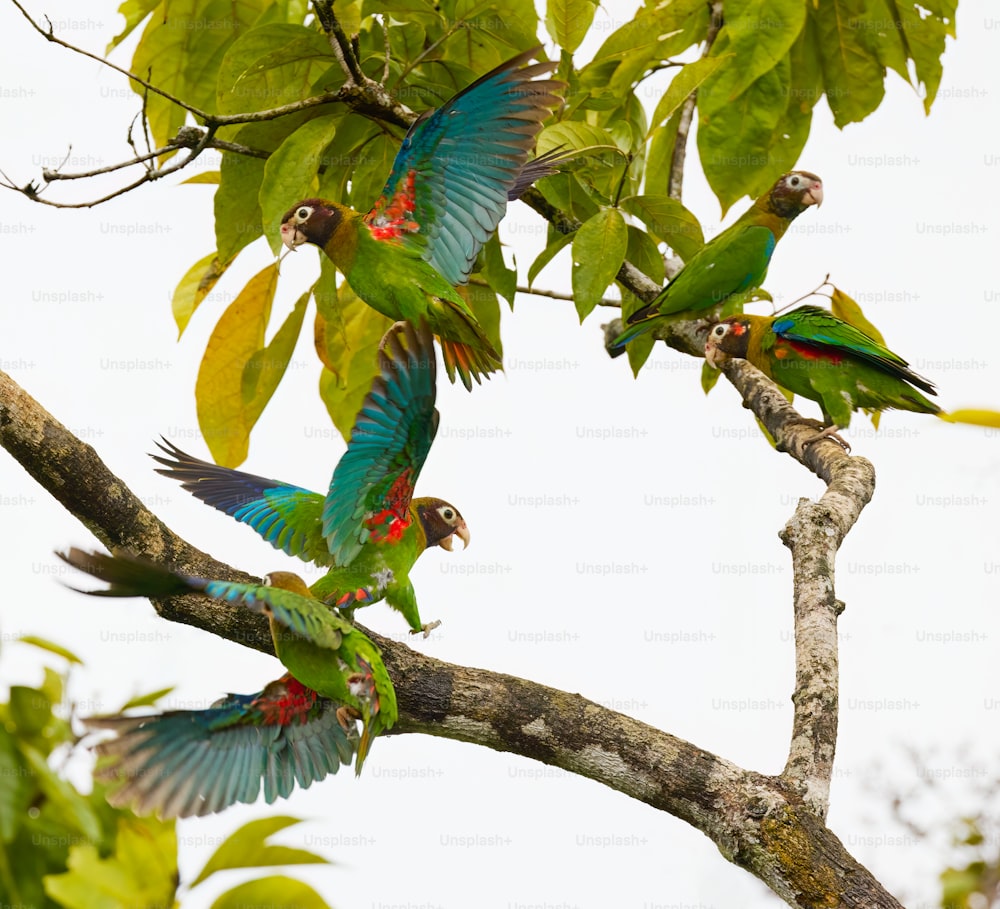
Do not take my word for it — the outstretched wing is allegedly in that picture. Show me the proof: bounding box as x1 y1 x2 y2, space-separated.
152 439 333 566
58 548 346 650
86 675 356 819
772 306 936 394
365 47 561 286
322 322 438 565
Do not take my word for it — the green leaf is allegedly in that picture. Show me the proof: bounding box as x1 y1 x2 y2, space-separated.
536 172 601 222
346 132 404 212
463 281 503 359
43 816 177 909
259 115 339 253
172 252 231 337
315 266 392 441
131 0 267 150
193 816 328 887
527 231 575 287
196 263 279 466
0 727 32 843
242 291 309 428
9 687 52 738
16 635 82 665
810 0 886 127
698 57 792 211
106 0 162 53
894 0 950 113
545 0 598 52
701 360 722 394
717 0 806 100
181 170 221 185
620 194 703 261
649 55 733 131
216 24 338 116
830 286 887 345
216 150 267 263
572 209 627 321
622 225 665 285
478 234 517 307
20 745 101 844
583 0 708 91
119 686 175 711
210 876 331 909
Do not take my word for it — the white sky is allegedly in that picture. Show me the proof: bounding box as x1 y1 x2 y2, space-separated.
1 2 998 907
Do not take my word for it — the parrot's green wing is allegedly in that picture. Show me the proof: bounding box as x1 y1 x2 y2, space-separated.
771 306 936 393
322 322 439 566
153 440 333 566
366 47 561 286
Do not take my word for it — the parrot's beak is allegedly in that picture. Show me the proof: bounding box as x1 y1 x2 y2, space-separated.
704 342 724 369
439 521 471 551
803 182 823 208
280 222 302 251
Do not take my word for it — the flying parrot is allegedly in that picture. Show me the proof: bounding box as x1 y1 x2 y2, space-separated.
155 321 468 636
59 548 399 816
280 46 564 389
703 305 941 442
611 171 824 349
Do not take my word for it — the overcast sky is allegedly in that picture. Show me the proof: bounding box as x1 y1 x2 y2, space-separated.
1 2 998 907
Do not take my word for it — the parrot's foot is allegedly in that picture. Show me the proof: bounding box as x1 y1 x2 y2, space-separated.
804 424 851 453
336 705 362 732
410 619 442 639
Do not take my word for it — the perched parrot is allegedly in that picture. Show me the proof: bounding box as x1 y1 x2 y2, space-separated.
155 321 468 636
60 547 398 809
612 171 824 349
703 305 939 438
280 46 564 389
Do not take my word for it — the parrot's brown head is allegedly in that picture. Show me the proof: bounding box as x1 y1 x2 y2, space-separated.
414 497 470 552
280 199 344 251
264 571 314 597
765 171 824 220
704 318 752 368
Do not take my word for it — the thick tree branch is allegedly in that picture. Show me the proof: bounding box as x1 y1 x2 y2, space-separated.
1 370 895 907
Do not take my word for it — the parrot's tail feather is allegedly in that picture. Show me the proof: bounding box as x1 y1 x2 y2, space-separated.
439 338 501 391
354 725 373 777
57 548 193 599
609 317 655 350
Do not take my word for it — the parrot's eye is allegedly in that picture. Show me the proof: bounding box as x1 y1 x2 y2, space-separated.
788 175 801 187
711 324 727 339
296 206 312 220
439 506 456 522
264 574 273 587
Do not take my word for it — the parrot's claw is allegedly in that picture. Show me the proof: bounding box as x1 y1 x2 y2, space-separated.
336 705 362 732
805 424 851 453
411 619 442 639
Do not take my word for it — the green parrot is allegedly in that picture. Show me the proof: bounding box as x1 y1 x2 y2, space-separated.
60 547 398 792
154 321 468 636
704 305 941 440
611 171 824 349
280 46 564 389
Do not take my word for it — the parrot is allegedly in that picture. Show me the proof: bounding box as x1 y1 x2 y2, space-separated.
280 46 564 389
154 321 468 636
703 305 939 440
60 547 399 807
611 171 824 349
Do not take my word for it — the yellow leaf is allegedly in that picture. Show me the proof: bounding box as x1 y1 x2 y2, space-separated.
196 263 278 466
181 171 221 185
830 286 886 345
172 253 230 337
939 409 1000 428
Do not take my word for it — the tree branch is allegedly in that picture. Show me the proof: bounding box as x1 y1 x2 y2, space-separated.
0 368 895 908
668 1 724 203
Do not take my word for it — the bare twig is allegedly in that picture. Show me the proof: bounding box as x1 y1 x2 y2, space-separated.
668 1 724 203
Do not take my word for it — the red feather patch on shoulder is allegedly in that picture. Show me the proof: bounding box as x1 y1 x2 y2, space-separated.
367 170 420 240
254 676 318 726
363 470 415 544
782 338 843 363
